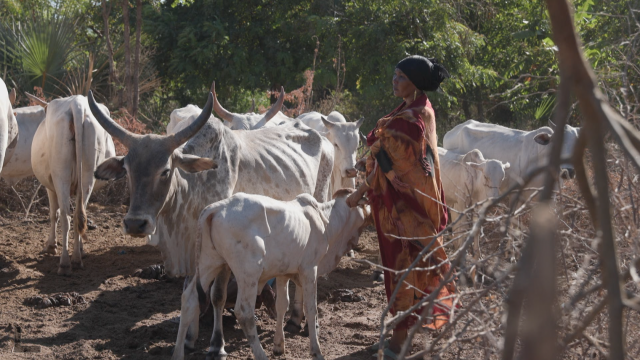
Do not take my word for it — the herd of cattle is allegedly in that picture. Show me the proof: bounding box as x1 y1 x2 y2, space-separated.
0 78 579 359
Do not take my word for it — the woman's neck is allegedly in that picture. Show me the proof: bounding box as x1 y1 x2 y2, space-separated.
403 90 423 105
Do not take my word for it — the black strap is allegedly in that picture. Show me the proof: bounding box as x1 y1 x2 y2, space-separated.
375 148 393 173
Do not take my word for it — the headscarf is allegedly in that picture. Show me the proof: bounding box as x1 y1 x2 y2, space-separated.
396 55 450 92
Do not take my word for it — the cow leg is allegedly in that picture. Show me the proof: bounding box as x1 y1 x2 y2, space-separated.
273 277 290 356
42 189 59 255
206 266 230 360
172 274 201 360
285 276 305 333
234 279 267 360
71 178 94 269
300 267 323 360
55 188 72 276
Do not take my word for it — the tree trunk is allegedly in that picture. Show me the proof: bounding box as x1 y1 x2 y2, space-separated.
101 0 116 102
132 0 142 117
462 97 472 119
475 86 484 121
122 0 131 111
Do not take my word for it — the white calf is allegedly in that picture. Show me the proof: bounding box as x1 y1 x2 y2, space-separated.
173 190 370 360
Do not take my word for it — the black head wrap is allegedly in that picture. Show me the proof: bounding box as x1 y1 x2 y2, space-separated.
396 55 450 92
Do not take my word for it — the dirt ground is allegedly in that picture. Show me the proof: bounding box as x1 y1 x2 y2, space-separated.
0 202 434 360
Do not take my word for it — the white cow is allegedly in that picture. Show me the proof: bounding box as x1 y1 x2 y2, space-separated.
172 189 370 360
0 105 46 185
438 147 509 248
0 79 19 175
212 84 291 130
31 95 116 275
167 104 205 135
166 86 290 134
297 111 365 192
443 120 579 200
439 147 510 211
89 91 333 277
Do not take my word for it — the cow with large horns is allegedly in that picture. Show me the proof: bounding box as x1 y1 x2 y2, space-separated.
31 95 116 275
88 87 333 277
0 79 19 175
212 82 291 130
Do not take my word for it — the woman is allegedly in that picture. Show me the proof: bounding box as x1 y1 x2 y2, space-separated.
346 55 456 358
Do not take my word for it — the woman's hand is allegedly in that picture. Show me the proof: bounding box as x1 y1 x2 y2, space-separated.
346 187 366 208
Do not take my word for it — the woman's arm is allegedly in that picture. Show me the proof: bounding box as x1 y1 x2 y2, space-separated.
346 170 376 208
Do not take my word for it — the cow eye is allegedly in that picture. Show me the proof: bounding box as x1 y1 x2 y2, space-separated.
161 169 171 177
334 143 338 148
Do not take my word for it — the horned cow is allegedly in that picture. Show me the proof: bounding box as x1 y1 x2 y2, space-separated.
88 90 333 278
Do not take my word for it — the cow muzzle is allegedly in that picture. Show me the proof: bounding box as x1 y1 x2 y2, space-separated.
344 168 358 178
123 216 155 237
560 167 576 180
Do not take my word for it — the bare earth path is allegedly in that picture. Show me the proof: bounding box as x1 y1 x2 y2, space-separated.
0 203 420 359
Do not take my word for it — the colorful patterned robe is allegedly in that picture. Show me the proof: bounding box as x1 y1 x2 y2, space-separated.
366 94 456 330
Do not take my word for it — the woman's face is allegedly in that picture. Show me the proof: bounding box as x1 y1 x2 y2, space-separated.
393 68 417 98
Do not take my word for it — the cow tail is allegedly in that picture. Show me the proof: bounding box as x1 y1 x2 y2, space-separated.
196 204 219 269
72 100 87 236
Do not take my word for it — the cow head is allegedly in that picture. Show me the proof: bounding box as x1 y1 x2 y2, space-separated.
534 125 579 180
463 149 510 199
89 91 218 237
212 82 286 130
321 115 365 178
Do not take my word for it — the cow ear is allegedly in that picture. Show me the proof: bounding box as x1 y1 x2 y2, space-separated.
174 153 218 173
534 132 552 145
95 156 126 181
321 116 335 129
465 162 483 171
462 149 484 164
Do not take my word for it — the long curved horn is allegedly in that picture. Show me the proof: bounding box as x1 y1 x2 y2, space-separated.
211 81 234 122
25 92 48 108
170 92 214 149
87 90 136 148
262 86 285 122
248 98 256 113
9 88 16 106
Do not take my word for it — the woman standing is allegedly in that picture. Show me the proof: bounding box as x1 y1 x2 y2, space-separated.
346 55 456 358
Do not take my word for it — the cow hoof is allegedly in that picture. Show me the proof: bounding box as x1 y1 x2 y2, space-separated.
71 260 84 270
57 265 72 276
205 350 227 360
42 245 57 255
284 320 302 334
273 346 285 356
371 270 384 282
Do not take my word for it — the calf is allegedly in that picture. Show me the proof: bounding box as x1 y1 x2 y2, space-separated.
172 189 370 360
438 148 509 250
